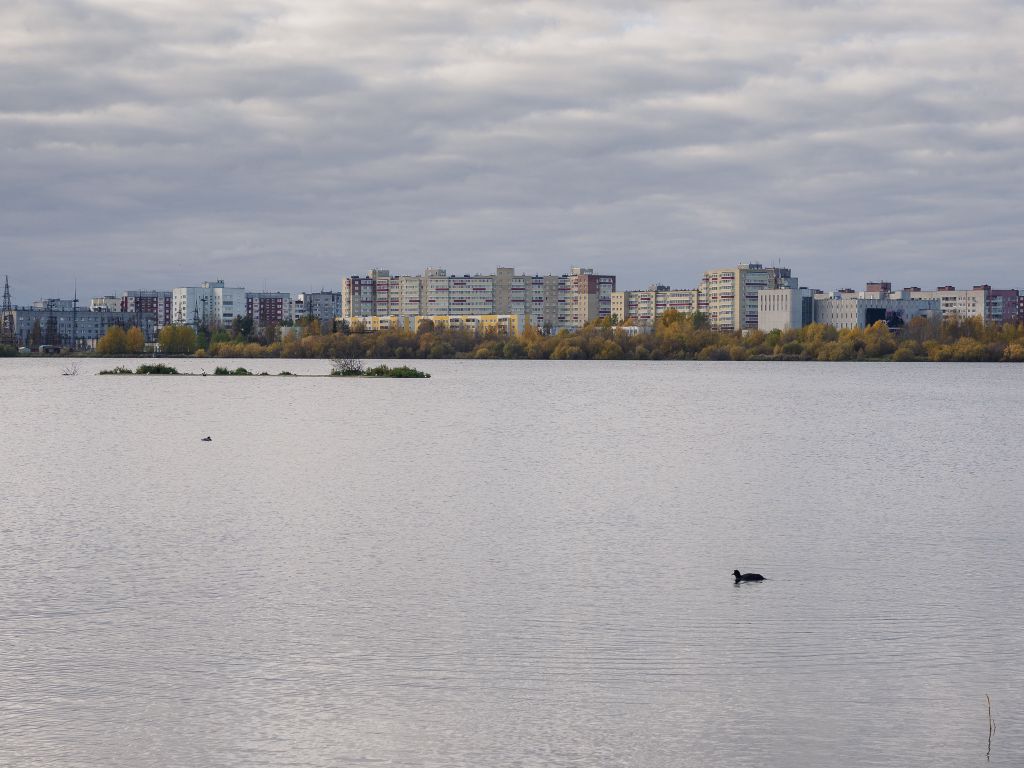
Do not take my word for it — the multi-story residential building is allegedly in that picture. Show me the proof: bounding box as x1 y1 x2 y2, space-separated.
987 288 1020 324
295 291 342 329
493 268 567 330
121 290 173 327
568 267 616 327
9 306 158 349
701 263 795 331
342 266 614 331
611 286 701 326
171 280 246 328
245 292 293 328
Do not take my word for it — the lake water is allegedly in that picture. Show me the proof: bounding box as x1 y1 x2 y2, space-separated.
2 357 1023 767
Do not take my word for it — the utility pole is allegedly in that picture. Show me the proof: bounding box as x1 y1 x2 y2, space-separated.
44 299 59 347
71 282 79 351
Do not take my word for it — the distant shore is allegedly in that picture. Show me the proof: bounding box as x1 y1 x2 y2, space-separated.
6 311 1024 363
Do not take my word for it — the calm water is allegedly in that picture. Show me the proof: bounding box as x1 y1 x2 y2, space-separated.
2 358 1023 767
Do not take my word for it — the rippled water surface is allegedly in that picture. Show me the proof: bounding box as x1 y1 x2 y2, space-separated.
2 358 1023 767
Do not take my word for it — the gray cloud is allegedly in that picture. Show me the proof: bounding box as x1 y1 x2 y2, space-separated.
1 0 1021 301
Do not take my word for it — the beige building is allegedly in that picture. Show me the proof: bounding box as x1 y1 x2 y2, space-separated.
901 286 990 322
612 286 701 325
343 266 615 331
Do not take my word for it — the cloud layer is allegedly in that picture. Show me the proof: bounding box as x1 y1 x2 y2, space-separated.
2 0 1022 300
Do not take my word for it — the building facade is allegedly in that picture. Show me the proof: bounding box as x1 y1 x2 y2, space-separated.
611 286 701 326
701 264 795 331
295 291 342 329
342 266 615 331
171 281 246 329
245 292 293 328
121 290 173 327
9 307 158 349
758 287 941 331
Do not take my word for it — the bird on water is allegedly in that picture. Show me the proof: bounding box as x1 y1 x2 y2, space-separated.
201 436 212 442
734 569 765 582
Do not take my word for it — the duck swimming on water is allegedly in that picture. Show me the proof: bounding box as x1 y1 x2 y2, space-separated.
201 436 212 442
734 569 765 582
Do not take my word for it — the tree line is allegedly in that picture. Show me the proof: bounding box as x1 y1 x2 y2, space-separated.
185 311 1024 362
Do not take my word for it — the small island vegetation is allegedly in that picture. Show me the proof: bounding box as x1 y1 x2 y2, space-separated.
99 363 180 375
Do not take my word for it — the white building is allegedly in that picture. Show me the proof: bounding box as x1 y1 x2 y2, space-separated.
172 280 246 329
758 287 809 331
811 293 941 329
758 286 941 331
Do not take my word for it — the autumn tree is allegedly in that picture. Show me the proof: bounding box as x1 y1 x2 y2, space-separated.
158 325 198 355
125 326 145 353
96 325 128 355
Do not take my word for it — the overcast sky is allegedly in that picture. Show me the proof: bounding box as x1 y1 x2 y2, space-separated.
2 0 1022 302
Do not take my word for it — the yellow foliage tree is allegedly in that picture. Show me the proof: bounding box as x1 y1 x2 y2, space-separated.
96 325 128 355
158 325 198 355
125 326 145 353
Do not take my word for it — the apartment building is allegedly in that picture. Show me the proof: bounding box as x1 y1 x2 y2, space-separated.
611 286 701 325
121 290 173 327
701 264 795 331
295 291 342 329
246 292 293 327
171 280 246 328
342 266 614 331
568 267 616 328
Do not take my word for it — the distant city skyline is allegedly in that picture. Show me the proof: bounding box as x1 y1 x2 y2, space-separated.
4 1 1022 304
3 260 1022 308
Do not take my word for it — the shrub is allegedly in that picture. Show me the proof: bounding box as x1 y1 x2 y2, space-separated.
99 366 134 375
363 364 430 378
135 363 179 375
331 357 364 376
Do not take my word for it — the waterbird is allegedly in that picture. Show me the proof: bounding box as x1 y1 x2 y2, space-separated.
734 569 765 582
201 436 212 442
